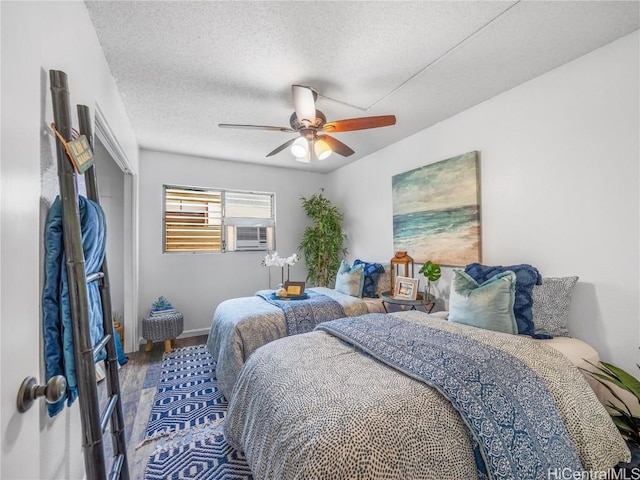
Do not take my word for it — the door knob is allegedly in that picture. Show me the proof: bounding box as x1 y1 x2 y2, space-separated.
17 375 66 413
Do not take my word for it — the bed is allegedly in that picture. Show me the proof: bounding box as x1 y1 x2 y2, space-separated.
224 310 630 480
206 286 385 398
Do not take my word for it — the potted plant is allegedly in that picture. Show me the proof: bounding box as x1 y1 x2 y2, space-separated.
584 357 640 470
419 260 441 301
585 359 640 445
299 191 347 287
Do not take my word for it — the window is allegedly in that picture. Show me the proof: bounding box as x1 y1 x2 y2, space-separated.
163 185 275 253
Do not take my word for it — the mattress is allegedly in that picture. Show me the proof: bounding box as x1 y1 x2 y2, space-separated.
543 335 639 416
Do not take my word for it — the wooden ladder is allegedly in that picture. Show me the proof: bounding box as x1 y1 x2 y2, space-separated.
49 69 130 480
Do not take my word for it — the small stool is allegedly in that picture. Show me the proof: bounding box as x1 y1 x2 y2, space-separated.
142 312 184 353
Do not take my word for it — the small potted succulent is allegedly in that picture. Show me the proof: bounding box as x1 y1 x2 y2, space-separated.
419 260 441 301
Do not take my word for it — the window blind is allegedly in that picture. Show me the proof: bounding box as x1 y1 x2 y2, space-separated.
164 187 222 252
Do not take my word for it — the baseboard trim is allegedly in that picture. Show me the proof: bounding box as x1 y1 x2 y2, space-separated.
179 328 210 339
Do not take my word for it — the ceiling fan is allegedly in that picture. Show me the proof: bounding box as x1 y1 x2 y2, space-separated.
219 85 396 163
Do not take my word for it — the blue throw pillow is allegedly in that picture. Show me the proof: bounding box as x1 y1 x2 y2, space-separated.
335 260 365 298
353 259 385 298
464 263 542 336
448 269 518 334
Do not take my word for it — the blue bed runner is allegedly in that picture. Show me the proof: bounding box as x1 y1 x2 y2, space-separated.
256 289 346 336
316 314 583 480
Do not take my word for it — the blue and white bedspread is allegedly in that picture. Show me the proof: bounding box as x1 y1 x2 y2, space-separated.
317 314 581 479
225 310 630 480
206 287 369 399
256 289 346 336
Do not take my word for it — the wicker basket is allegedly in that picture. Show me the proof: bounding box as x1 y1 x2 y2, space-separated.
142 312 184 343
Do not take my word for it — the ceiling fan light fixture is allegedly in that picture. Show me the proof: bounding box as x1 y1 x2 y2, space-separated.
291 137 308 158
295 149 311 163
314 138 332 160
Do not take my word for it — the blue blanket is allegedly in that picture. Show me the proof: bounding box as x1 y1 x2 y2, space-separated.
316 314 583 480
43 196 124 417
256 289 346 336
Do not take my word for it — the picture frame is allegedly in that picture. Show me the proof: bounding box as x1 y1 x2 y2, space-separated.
394 276 418 300
284 281 306 296
392 151 481 266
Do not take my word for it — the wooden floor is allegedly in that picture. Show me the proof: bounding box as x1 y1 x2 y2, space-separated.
98 334 209 479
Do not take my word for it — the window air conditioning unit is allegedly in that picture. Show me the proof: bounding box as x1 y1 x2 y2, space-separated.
235 226 268 251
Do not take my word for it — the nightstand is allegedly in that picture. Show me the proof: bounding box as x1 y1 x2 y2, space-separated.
380 291 435 313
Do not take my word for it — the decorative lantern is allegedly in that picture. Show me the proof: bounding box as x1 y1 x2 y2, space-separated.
390 251 414 293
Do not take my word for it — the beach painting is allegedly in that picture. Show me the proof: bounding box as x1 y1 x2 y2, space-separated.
392 151 481 266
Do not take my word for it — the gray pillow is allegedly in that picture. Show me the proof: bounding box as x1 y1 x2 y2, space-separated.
532 276 579 337
375 264 391 296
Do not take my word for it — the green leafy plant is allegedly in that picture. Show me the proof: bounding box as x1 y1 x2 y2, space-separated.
419 260 441 301
584 358 640 446
299 191 347 287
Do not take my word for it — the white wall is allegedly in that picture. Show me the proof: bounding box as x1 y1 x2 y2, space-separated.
1 2 138 479
138 150 325 338
328 30 640 376
95 139 126 321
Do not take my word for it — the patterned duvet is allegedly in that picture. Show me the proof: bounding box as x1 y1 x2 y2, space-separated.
224 310 630 480
206 287 369 398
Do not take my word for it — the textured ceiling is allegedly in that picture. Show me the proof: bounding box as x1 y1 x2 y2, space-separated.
85 1 639 173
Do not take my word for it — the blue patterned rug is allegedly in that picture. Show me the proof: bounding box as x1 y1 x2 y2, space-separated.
142 344 253 480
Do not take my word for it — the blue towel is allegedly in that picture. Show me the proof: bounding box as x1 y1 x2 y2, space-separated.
114 330 128 366
42 195 115 416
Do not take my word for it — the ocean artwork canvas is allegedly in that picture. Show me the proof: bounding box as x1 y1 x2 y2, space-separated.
392 151 481 266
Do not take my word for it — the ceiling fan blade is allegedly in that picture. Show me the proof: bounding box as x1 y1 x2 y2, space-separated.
266 137 298 157
219 123 295 133
321 115 396 133
318 134 355 157
292 84 316 126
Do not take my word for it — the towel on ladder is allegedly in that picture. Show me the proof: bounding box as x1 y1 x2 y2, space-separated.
42 195 107 417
